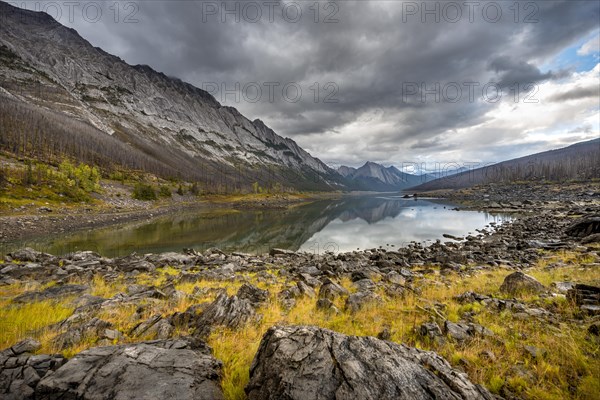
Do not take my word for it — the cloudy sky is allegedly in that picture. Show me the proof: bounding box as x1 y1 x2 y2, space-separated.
17 0 600 168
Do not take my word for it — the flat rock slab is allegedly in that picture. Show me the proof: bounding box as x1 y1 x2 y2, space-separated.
13 284 89 303
246 325 494 400
36 338 223 400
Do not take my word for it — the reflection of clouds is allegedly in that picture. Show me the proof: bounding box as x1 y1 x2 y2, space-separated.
300 203 510 253
6 197 512 257
399 208 418 219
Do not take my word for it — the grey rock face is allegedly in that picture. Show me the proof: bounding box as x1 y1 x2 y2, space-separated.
7 248 50 263
499 272 546 295
0 339 65 400
36 338 223 400
246 325 495 400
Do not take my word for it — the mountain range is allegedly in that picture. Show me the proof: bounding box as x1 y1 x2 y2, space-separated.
0 1 597 194
336 162 427 191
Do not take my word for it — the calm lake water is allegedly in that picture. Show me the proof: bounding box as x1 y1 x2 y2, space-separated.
2 195 511 257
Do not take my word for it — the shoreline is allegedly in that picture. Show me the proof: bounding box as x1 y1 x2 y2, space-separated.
2 181 598 248
0 191 341 245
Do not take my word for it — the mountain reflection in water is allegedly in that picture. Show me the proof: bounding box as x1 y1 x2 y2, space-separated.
2 196 511 257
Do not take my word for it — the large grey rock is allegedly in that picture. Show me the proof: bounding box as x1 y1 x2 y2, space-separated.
246 325 495 400
499 272 546 295
7 248 48 263
194 290 258 338
345 291 382 313
0 339 65 400
237 283 269 306
36 338 223 400
565 216 600 238
318 278 349 301
444 321 470 342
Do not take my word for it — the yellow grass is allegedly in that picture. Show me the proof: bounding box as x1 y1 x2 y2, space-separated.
0 249 598 399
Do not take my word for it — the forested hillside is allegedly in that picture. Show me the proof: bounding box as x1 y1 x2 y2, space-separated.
412 139 600 191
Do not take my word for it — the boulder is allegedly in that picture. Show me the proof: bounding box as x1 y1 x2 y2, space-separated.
345 291 382 313
419 322 443 339
316 298 339 314
237 283 269 306
246 325 494 400
565 216 600 238
296 281 316 298
8 248 49 263
36 338 223 400
194 290 258 338
318 279 349 301
353 278 376 292
499 272 545 295
444 321 471 342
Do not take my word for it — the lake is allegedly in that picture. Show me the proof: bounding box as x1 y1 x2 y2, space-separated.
2 195 511 257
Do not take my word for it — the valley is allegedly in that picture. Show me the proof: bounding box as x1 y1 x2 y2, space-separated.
1 1 599 400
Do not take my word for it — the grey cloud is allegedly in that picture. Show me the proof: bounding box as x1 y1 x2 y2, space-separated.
568 124 593 134
550 86 600 102
488 56 554 88
24 0 600 165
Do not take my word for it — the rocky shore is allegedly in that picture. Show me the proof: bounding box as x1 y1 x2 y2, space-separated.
419 181 600 212
0 192 328 245
0 184 599 399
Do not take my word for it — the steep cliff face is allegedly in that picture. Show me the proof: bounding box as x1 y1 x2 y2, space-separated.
0 1 342 190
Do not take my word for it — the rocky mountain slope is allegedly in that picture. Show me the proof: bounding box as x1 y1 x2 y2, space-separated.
337 161 428 191
0 1 342 192
412 139 600 191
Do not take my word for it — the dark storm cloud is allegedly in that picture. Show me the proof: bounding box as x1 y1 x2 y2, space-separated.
23 0 600 165
488 56 554 88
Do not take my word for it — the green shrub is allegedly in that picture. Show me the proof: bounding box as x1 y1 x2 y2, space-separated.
58 160 100 192
132 183 157 201
158 185 171 198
